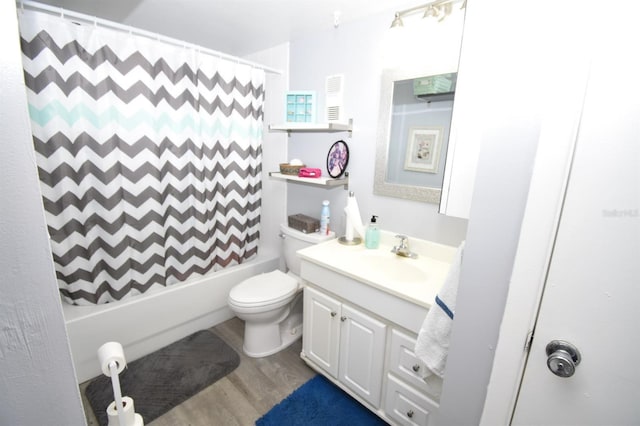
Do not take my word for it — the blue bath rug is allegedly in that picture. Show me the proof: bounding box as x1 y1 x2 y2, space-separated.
256 375 388 426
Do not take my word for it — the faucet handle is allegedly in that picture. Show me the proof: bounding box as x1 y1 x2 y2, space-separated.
391 235 417 258
395 234 408 246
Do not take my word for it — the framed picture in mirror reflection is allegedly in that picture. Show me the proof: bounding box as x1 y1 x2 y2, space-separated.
404 127 442 173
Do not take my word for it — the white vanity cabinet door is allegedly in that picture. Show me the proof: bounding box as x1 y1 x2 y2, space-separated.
303 286 341 377
338 303 387 408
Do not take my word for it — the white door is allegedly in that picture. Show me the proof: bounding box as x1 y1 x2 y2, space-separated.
512 14 640 424
339 303 386 407
303 286 341 377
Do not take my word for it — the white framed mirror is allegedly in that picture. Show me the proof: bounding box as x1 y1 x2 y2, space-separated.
374 69 456 203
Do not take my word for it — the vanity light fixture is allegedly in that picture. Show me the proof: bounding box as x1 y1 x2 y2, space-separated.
390 0 465 28
390 12 404 28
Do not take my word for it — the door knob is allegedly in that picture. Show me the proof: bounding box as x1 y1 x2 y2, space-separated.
545 340 581 378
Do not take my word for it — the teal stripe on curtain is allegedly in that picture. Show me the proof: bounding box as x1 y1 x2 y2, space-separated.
19 9 265 305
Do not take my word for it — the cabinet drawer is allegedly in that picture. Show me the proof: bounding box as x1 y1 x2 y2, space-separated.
389 329 442 400
385 374 438 426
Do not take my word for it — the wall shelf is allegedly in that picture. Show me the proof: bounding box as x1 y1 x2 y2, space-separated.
268 119 353 136
269 172 349 189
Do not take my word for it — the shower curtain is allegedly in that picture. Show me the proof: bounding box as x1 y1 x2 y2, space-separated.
19 10 265 305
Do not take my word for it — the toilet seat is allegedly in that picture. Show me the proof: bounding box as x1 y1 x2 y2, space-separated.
228 270 298 308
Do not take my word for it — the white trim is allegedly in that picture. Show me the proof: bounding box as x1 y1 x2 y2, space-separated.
17 0 283 75
479 58 590 425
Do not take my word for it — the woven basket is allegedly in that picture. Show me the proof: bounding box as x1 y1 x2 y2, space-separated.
279 163 305 175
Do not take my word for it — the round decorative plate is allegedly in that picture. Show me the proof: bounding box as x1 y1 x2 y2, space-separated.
326 140 349 178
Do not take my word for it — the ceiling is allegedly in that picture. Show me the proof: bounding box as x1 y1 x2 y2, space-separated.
32 0 420 57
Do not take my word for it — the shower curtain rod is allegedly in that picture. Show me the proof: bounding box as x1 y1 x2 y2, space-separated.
17 0 283 75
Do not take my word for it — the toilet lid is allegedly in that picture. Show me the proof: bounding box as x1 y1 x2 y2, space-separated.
229 270 298 307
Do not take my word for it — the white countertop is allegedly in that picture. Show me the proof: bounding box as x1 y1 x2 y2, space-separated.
297 231 457 308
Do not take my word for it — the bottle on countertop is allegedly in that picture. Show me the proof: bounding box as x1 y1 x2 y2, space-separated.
365 215 380 249
320 200 331 235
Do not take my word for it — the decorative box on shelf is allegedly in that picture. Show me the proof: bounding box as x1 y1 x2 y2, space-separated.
286 91 316 123
288 214 320 234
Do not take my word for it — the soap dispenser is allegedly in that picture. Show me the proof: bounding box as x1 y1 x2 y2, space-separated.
365 215 380 249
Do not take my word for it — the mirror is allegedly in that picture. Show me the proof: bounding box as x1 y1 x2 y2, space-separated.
374 69 456 203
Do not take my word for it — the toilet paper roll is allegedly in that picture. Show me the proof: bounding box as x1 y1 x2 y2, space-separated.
107 397 141 426
132 413 144 426
98 342 127 377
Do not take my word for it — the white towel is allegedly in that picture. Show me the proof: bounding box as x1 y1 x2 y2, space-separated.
414 241 465 378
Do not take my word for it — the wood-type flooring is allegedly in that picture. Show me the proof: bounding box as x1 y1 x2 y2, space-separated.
79 317 315 426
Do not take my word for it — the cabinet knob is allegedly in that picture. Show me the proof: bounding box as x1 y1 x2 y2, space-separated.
330 311 337 317
340 316 347 322
407 410 414 418
412 364 420 372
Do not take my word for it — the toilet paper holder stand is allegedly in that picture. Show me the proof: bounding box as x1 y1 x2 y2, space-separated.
97 342 144 426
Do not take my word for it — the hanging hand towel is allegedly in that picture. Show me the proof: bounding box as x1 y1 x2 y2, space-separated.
414 241 465 378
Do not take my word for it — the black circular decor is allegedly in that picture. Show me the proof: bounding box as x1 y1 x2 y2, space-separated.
326 140 349 178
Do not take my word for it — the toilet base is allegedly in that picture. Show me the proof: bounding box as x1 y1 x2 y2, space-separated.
242 311 303 358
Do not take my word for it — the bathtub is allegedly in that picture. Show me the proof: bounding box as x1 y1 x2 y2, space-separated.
63 252 280 383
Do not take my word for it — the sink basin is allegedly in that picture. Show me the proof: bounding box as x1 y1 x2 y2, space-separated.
340 250 428 284
354 251 428 283
296 233 457 307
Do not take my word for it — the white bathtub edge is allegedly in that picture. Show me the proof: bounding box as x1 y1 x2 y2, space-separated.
65 253 280 383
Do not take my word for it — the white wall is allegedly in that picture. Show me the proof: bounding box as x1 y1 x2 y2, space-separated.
0 2 86 424
286 13 468 247
435 1 564 423
245 43 290 267
437 131 539 425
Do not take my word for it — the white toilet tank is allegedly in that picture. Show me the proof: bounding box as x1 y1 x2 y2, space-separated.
280 223 334 276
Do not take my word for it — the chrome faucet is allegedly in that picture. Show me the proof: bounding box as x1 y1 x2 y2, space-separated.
391 235 418 259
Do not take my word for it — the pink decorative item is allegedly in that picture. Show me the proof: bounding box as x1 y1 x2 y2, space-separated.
298 168 322 178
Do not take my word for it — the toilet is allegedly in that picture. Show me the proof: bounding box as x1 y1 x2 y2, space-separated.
228 223 335 357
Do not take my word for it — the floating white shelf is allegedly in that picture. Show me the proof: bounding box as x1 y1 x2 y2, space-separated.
268 119 353 136
269 172 349 189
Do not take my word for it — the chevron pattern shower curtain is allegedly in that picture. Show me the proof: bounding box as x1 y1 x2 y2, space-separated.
19 11 265 305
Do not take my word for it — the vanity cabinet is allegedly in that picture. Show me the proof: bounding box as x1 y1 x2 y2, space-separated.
303 286 386 407
300 256 445 426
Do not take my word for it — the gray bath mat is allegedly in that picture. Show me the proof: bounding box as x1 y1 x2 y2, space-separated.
85 330 240 425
